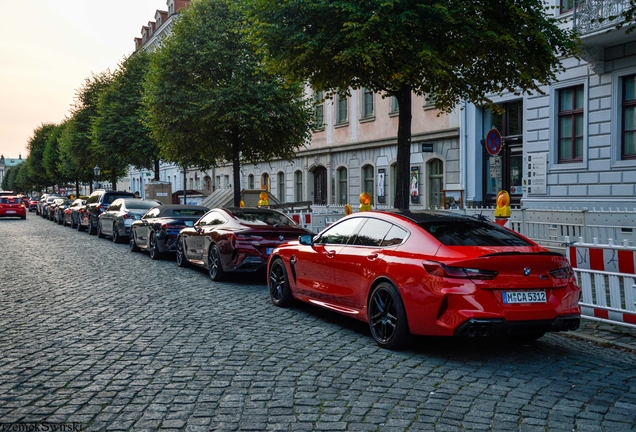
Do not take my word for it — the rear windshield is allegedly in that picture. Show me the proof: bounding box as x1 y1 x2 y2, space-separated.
126 201 157 210
232 210 296 227
171 209 206 216
104 194 133 204
421 221 532 247
0 198 20 204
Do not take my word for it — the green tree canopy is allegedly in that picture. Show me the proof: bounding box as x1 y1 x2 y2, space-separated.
25 123 57 191
245 0 580 209
66 71 113 192
143 0 313 205
92 51 160 187
42 123 68 187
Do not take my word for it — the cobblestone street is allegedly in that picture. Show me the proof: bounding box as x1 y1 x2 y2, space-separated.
1 215 635 431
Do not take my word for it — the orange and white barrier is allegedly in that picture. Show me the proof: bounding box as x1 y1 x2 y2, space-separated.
567 243 636 327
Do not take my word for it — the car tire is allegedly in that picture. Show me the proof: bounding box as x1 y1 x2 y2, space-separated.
208 244 226 281
88 218 97 235
269 258 293 307
77 218 85 232
176 237 189 268
69 216 75 228
129 234 140 252
97 221 105 238
368 282 410 350
57 214 63 225
149 233 162 260
112 224 122 243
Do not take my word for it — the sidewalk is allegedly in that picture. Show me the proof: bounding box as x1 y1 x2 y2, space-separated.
565 317 636 352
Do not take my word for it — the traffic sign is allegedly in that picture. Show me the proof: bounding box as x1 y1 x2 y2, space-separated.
486 128 502 156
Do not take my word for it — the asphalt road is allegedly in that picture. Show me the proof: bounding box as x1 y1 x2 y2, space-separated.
1 214 635 431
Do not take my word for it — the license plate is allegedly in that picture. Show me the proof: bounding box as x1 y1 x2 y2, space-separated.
266 248 273 255
502 291 546 304
6 210 15 213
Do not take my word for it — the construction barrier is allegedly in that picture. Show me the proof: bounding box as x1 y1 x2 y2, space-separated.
567 242 636 328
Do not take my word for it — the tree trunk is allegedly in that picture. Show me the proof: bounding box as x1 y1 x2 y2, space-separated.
154 159 160 181
111 172 117 191
232 131 241 207
394 86 412 210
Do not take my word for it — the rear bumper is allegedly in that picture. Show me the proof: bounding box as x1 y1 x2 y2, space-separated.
454 315 581 337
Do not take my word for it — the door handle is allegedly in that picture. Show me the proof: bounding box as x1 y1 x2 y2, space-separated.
326 250 336 258
367 253 378 260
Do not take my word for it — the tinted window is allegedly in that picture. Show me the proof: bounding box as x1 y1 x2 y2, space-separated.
381 225 408 246
144 208 161 219
422 221 532 246
172 209 206 216
126 201 157 210
231 210 296 227
199 211 226 226
352 218 393 246
318 218 363 245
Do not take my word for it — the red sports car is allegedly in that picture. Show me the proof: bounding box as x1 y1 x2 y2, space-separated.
0 195 27 219
176 207 313 281
267 210 581 349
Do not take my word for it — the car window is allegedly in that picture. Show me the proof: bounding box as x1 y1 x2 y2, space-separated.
198 211 226 226
351 218 393 247
144 208 161 219
0 197 20 204
421 221 533 246
108 203 121 211
126 201 157 210
172 209 207 217
382 225 408 246
317 218 364 245
230 210 297 226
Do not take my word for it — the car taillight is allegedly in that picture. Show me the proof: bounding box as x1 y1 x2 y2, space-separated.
123 214 135 220
422 260 498 280
550 264 574 279
96 205 102 212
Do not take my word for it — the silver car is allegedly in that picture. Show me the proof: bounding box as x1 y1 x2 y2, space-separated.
97 198 160 243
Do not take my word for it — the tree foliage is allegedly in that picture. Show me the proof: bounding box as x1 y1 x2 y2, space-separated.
143 0 313 205
25 123 58 191
92 51 160 186
245 0 580 209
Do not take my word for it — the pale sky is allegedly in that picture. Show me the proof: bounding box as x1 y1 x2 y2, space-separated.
0 0 170 159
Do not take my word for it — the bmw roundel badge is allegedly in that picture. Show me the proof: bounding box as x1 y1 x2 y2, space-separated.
279 235 285 241
523 267 531 276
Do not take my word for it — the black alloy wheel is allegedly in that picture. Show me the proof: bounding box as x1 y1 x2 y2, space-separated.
112 223 121 243
149 233 161 260
129 234 140 252
97 221 105 238
368 282 410 350
176 237 189 268
88 218 97 235
207 244 226 281
269 258 293 307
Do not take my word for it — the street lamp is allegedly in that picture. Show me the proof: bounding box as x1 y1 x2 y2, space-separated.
94 165 100 190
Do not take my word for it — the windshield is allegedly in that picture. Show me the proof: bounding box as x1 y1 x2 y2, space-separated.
420 221 532 247
232 210 297 227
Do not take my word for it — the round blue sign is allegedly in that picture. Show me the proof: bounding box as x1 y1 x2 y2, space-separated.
486 129 502 156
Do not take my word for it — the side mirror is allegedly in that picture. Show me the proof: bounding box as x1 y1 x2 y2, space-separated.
298 234 313 246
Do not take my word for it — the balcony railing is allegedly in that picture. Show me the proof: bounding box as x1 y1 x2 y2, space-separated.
574 0 629 35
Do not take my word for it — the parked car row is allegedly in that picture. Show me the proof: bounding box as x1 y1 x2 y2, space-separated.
36 191 583 350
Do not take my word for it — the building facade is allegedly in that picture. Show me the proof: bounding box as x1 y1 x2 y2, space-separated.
129 0 636 211
0 154 25 188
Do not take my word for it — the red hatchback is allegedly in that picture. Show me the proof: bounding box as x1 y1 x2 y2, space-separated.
0 195 27 219
176 207 313 281
267 210 581 349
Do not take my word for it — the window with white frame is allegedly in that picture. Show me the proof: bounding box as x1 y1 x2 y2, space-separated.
337 92 348 124
294 170 303 202
277 172 285 202
337 167 348 205
560 0 574 13
389 95 399 113
361 88 374 118
248 174 254 189
558 85 584 163
622 75 636 160
313 91 324 129
362 165 374 205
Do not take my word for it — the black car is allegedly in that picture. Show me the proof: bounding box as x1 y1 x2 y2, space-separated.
84 189 135 235
130 205 209 260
